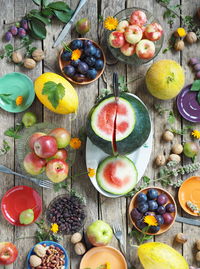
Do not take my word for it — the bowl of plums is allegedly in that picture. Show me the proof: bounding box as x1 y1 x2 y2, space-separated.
129 187 177 235
59 38 106 85
107 8 164 65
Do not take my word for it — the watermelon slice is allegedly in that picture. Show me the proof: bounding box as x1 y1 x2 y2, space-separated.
97 155 138 195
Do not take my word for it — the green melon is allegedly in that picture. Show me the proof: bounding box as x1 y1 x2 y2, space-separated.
96 155 138 195
86 92 151 155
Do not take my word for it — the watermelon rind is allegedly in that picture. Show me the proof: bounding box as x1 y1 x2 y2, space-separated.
96 155 138 195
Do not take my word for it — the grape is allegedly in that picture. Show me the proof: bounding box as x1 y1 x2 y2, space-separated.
148 225 160 234
194 63 200 71
155 215 164 225
136 193 147 203
10 26 18 36
135 219 147 230
165 203 175 213
157 194 168 205
73 73 86 82
5 32 12 41
63 65 75 77
20 19 29 30
163 213 174 224
78 62 89 74
19 209 34 225
95 59 104 70
87 69 97 79
131 208 143 221
196 71 200 79
157 205 166 215
147 188 159 200
148 200 158 211
189 57 199 65
18 28 26 38
137 202 149 213
70 39 83 50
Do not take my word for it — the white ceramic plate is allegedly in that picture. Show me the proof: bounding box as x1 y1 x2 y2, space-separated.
86 94 153 198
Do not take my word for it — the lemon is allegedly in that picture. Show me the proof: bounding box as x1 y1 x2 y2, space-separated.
145 60 185 100
34 72 78 114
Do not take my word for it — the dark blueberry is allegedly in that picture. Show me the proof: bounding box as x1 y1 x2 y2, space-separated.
78 61 89 74
18 28 26 38
147 188 159 200
95 59 104 70
157 194 168 205
137 202 149 213
5 32 12 41
63 65 76 77
136 193 148 203
165 203 175 213
84 40 93 47
85 56 96 66
61 50 72 61
71 59 81 67
148 200 158 211
148 225 160 234
10 26 18 36
135 219 147 230
87 68 97 79
130 208 143 221
70 39 83 50
157 205 166 215
20 19 29 30
144 211 156 216
95 48 102 58
84 45 97 56
73 73 86 82
155 215 164 225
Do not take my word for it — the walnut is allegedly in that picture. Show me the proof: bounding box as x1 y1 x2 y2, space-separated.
171 144 183 155
34 244 46 257
174 40 185 51
12 51 22 63
32 49 44 62
71 232 82 244
196 239 200 250
168 154 181 163
24 58 36 69
74 242 86 255
175 233 188 244
162 131 174 142
29 255 42 267
196 251 200 262
155 154 166 166
185 32 197 44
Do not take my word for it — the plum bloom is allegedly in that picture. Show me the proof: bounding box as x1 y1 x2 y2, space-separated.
104 16 118 30
51 223 59 233
70 137 82 149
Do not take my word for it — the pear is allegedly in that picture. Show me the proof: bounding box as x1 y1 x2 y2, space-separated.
76 18 90 34
22 112 37 128
19 209 34 225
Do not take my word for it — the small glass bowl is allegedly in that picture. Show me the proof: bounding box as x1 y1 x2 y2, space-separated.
106 7 164 65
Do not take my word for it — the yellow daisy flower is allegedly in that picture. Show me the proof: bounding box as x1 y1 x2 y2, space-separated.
105 261 111 269
51 223 59 233
143 215 158 226
70 138 82 149
15 96 23 106
104 16 118 30
88 168 96 177
71 49 82 61
176 27 187 37
191 130 200 139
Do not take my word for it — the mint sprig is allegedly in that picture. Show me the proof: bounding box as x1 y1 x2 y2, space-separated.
190 80 200 105
42 81 65 109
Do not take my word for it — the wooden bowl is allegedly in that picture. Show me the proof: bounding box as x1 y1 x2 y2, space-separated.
58 38 106 85
128 186 177 235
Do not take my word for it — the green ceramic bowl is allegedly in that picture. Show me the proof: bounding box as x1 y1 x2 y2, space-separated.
0 72 35 113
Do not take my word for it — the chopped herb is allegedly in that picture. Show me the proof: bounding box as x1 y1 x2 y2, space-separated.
54 181 68 192
4 122 24 139
0 140 10 156
98 15 104 22
169 125 193 135
35 219 61 243
167 111 175 125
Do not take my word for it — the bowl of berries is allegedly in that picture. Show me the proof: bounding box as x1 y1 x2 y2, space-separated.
107 8 164 65
129 187 177 235
59 38 106 85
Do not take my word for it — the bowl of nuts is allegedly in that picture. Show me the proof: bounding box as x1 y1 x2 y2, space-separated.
27 241 69 269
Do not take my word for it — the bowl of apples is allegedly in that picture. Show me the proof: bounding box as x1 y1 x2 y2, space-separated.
107 8 164 65
16 122 74 183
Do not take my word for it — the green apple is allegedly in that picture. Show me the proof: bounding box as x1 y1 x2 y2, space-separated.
183 142 199 158
86 220 113 246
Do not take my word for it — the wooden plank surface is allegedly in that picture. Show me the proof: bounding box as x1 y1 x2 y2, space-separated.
0 0 199 268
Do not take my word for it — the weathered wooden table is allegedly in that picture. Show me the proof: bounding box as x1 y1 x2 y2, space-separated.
0 0 199 268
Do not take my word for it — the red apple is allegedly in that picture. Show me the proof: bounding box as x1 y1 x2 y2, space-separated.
108 31 125 48
29 132 46 150
34 135 58 158
23 152 46 175
144 22 163 41
120 42 136 56
124 25 143 44
49 128 71 149
129 10 147 26
0 242 18 265
45 159 69 183
46 149 68 162
116 20 129 32
136 39 155 59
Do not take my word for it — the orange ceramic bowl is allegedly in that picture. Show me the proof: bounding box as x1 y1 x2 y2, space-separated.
79 246 127 269
129 186 177 235
59 38 106 85
178 176 200 216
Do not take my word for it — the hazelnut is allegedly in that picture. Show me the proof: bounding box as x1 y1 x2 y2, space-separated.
155 154 166 166
196 251 200 262
71 232 82 244
185 32 197 44
74 242 86 255
168 154 181 163
196 239 200 250
34 244 46 257
175 233 187 244
32 48 44 62
174 40 185 51
29 255 42 267
24 58 36 69
12 51 22 63
162 130 174 142
171 144 183 155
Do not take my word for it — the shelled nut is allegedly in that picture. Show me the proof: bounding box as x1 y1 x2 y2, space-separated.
71 232 82 244
175 233 188 244
74 242 86 255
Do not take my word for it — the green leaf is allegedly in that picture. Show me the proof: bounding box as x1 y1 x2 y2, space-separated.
0 94 13 104
5 44 13 53
29 12 51 25
191 80 200 91
30 18 47 39
32 0 41 6
0 140 10 156
197 91 200 105
47 1 71 11
4 122 24 139
42 81 65 109
168 110 175 124
41 7 54 17
54 181 68 192
143 176 151 184
53 10 73 23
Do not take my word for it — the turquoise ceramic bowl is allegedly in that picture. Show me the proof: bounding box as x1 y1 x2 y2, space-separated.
26 241 69 268
0 72 35 113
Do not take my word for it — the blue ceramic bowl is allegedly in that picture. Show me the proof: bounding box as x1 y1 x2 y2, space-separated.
26 241 69 269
